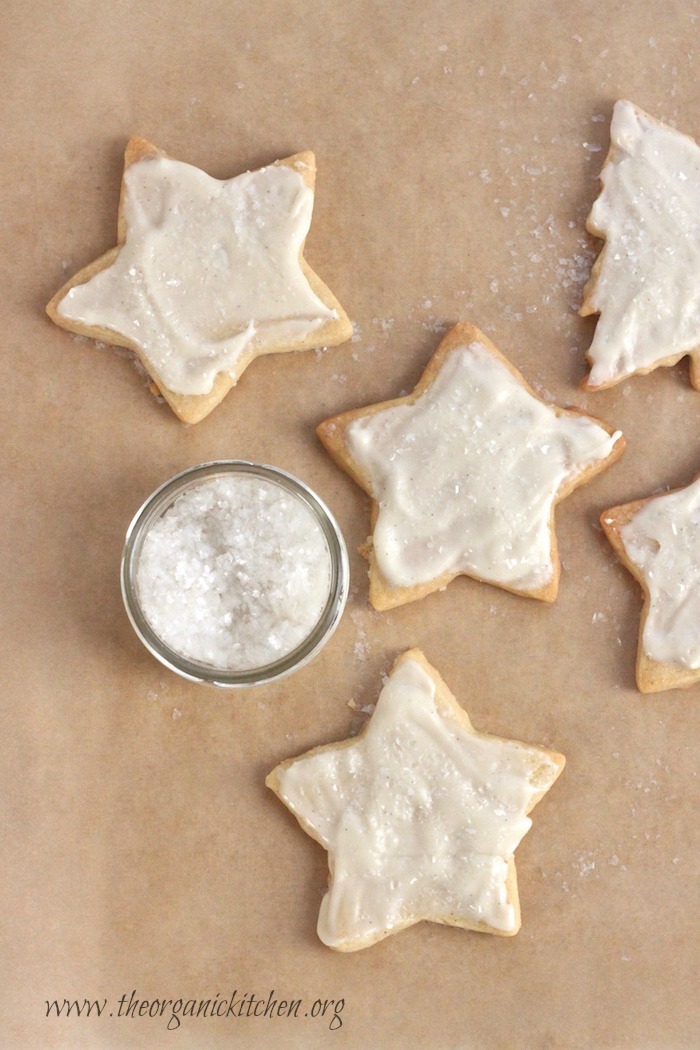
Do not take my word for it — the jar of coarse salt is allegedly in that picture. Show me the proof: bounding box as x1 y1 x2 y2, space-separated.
121 462 348 686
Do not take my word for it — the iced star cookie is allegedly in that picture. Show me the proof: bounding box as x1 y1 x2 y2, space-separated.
581 100 700 391
266 649 565 952
317 323 624 610
47 138 352 423
601 474 700 692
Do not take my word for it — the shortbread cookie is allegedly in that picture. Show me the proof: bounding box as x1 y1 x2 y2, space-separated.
601 475 700 692
266 649 565 951
47 138 352 423
317 322 624 610
581 100 700 390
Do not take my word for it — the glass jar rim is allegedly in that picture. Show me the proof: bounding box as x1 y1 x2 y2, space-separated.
121 460 349 687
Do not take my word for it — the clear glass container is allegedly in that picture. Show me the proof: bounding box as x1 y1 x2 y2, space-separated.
121 461 349 687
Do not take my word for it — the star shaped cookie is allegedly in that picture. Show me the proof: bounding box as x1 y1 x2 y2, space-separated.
266 649 565 951
47 138 352 423
317 322 624 610
601 474 700 692
581 100 700 390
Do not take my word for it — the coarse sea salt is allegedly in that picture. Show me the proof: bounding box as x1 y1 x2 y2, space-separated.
135 475 333 671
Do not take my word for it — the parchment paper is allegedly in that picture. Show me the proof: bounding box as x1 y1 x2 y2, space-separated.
2 1 699 1046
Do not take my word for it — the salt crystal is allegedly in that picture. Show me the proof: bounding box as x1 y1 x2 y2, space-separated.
136 476 332 671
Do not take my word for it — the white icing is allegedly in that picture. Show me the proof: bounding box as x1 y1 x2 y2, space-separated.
275 656 561 948
619 477 700 668
585 100 700 387
345 342 621 593
58 157 336 395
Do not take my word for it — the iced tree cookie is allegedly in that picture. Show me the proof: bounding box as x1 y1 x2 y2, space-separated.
317 322 624 610
602 474 700 692
266 649 565 951
581 100 700 390
47 138 352 423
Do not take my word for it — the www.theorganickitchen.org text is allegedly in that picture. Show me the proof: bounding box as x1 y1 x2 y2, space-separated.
45 989 345 1031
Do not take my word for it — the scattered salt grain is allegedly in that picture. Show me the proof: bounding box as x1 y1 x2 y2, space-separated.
373 317 395 333
574 853 596 877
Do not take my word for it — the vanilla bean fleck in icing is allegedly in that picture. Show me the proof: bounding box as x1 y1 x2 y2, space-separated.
58 157 336 395
618 477 700 668
585 100 700 388
345 342 621 592
273 655 562 949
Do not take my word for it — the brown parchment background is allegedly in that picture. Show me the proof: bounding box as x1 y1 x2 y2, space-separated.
2 1 700 1047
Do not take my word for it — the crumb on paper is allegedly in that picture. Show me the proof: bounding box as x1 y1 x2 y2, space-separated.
347 698 376 715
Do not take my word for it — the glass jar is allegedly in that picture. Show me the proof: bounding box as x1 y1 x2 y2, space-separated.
121 461 349 687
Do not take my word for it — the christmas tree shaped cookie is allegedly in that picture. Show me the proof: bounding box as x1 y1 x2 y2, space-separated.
581 100 700 390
